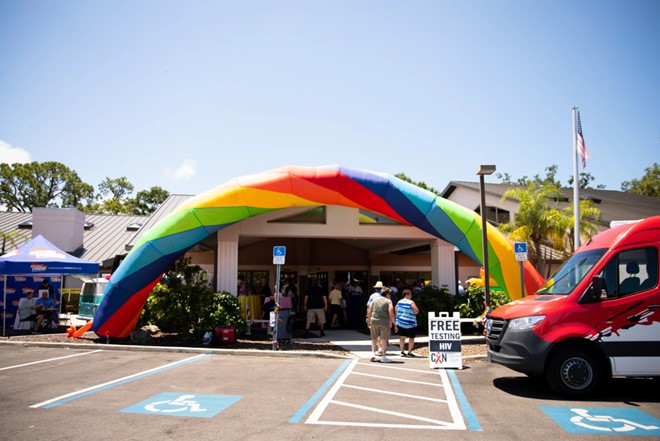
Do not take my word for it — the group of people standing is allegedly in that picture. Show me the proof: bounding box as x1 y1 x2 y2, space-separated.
366 281 419 363
244 275 421 359
299 277 420 362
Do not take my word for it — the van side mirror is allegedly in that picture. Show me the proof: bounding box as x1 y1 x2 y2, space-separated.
590 276 608 302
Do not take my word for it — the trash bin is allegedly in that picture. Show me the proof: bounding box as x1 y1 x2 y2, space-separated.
276 309 293 341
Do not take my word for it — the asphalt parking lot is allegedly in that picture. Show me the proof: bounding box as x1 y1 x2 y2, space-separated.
1 344 659 441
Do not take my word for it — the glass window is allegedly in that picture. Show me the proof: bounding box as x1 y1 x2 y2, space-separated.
537 248 607 295
238 270 269 295
598 247 658 298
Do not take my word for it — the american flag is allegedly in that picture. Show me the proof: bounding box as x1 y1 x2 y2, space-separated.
576 111 589 168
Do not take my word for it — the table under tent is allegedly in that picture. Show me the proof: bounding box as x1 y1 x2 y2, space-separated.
0 234 99 336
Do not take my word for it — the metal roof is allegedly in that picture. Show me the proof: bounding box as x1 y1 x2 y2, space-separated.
441 181 660 228
125 194 193 250
0 211 148 266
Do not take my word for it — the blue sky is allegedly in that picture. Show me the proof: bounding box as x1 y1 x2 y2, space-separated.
1 1 658 197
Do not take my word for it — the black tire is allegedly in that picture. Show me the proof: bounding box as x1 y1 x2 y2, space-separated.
546 346 605 398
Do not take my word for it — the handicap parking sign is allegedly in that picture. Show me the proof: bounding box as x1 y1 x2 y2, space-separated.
120 392 242 418
540 406 660 436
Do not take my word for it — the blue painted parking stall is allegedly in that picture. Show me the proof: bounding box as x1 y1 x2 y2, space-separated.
540 406 660 436
120 392 242 418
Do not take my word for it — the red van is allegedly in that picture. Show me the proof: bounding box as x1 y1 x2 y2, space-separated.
486 216 660 397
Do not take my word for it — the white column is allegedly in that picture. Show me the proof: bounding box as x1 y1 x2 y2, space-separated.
431 239 456 292
216 230 239 296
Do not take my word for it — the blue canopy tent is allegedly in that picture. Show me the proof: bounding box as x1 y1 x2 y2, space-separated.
0 234 99 336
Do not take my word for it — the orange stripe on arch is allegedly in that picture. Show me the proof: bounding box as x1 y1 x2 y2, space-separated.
95 277 161 339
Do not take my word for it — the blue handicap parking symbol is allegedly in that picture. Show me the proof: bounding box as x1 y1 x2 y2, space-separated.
515 242 527 253
540 406 660 436
120 392 242 418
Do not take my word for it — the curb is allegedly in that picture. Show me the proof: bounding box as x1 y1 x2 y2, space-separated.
0 340 354 360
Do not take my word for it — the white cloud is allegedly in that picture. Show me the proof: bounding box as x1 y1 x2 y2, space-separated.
0 140 31 164
163 159 196 180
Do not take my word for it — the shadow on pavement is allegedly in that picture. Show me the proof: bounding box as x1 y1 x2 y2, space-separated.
493 374 660 403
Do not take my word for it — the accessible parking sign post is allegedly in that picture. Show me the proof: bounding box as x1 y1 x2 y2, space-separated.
272 246 286 350
514 242 527 297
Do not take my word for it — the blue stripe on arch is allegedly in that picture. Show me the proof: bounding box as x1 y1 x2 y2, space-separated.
339 167 391 200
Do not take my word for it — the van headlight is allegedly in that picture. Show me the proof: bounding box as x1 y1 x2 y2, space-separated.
508 315 545 331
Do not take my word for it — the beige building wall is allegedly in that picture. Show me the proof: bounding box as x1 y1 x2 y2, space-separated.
212 205 461 295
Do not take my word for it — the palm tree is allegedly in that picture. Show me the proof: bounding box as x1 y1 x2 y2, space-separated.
499 182 603 274
547 200 601 258
1 230 26 255
498 182 564 274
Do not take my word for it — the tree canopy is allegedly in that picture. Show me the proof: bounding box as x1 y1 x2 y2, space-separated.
0 161 169 214
621 163 659 198
0 161 94 212
496 164 605 190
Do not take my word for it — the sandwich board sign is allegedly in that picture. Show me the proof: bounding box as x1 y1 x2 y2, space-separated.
428 311 462 369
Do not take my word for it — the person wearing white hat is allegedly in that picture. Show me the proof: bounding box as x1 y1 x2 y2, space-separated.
367 281 384 308
366 281 386 355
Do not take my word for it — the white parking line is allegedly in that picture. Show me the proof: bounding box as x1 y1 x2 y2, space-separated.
31 354 211 408
0 349 103 372
330 400 456 427
306 359 467 430
352 371 443 388
438 368 467 430
342 384 449 403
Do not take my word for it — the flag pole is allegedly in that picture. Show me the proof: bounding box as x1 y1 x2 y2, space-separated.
572 106 580 251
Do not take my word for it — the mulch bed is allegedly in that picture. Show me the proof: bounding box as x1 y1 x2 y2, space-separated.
1 326 350 355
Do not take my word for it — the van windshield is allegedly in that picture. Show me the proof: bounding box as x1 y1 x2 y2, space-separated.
536 248 607 295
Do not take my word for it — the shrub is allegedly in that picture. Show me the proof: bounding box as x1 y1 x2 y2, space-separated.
138 257 246 340
457 286 511 319
407 285 463 332
209 291 246 336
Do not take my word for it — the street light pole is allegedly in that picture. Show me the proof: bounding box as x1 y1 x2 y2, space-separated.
477 164 496 308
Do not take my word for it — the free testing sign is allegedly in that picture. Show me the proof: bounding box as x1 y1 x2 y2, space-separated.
428 312 462 369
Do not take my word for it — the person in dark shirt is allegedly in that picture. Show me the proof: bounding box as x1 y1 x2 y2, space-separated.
304 277 328 337
259 278 272 300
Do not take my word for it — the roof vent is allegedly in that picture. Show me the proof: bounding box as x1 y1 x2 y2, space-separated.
551 193 569 202
580 194 602 204
17 220 33 229
126 222 143 231
84 221 94 230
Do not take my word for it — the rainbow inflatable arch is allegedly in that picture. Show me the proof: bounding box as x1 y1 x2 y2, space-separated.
93 165 544 338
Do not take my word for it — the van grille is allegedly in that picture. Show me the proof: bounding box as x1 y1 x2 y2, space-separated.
486 317 506 342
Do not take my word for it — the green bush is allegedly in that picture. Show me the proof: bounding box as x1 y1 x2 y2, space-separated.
138 257 245 340
209 292 246 336
457 286 511 319
406 285 463 332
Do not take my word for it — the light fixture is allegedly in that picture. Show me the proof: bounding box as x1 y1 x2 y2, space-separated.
477 164 496 307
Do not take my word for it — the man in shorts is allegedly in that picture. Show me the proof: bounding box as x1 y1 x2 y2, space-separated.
366 288 395 363
304 276 328 337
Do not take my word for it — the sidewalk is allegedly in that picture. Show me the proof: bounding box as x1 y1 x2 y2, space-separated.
304 328 485 359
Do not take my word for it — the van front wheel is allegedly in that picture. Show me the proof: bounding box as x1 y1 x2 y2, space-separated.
546 346 604 398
